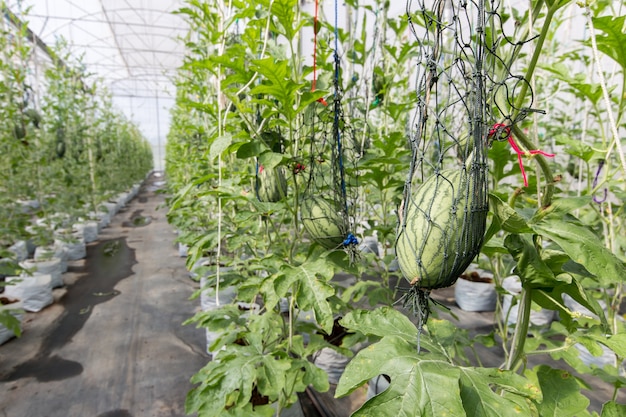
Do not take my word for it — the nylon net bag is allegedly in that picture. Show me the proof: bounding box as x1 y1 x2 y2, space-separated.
298 2 362 260
396 0 499 334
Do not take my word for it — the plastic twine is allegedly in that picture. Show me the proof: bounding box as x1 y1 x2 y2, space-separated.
489 123 555 187
333 0 355 248
333 0 347 212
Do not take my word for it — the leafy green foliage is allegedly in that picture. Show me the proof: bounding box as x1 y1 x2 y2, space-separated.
530 218 626 287
168 1 626 416
0 309 22 338
527 366 590 417
276 258 336 334
337 309 541 417
601 401 626 417
592 16 626 73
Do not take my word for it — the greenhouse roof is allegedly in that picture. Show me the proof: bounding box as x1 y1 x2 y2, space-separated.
4 0 190 170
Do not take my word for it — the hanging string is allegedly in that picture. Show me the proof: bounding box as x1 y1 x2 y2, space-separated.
311 0 327 106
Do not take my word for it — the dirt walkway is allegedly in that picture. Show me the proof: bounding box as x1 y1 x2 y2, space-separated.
0 173 207 417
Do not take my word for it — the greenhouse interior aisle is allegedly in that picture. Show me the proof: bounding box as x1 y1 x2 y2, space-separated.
0 173 208 417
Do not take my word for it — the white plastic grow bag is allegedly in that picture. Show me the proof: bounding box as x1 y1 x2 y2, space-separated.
200 278 237 312
98 214 110 231
8 240 29 262
54 236 86 261
575 342 616 369
116 192 130 207
313 347 351 385
35 243 68 273
21 258 64 288
4 275 53 312
73 221 99 243
102 201 118 218
454 267 497 312
366 375 391 400
178 242 188 258
199 276 236 354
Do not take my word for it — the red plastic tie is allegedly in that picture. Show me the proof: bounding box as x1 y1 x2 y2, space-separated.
489 123 555 187
293 163 306 174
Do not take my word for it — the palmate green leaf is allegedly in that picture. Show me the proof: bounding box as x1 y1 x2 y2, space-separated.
298 358 330 393
592 15 626 72
504 234 560 288
186 348 258 416
587 333 626 358
296 90 328 114
249 58 302 113
337 336 539 417
271 0 299 41
236 141 268 159
224 403 274 417
556 134 598 161
426 318 471 362
533 196 592 220
340 280 391 306
529 365 591 417
541 64 602 104
336 335 465 416
339 307 417 341
255 355 291 398
340 308 450 359
531 219 626 287
459 367 540 417
258 151 286 170
489 194 533 234
532 279 609 331
210 134 233 160
0 259 20 277
278 258 335 333
601 401 626 417
0 310 21 338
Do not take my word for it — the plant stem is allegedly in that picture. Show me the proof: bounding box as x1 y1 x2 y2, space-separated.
504 284 532 371
511 5 556 120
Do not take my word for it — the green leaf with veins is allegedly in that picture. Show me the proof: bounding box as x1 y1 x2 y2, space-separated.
276 258 335 333
528 365 591 417
336 334 539 417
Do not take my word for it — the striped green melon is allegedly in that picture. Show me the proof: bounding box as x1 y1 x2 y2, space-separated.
301 197 345 249
396 168 486 289
256 165 287 202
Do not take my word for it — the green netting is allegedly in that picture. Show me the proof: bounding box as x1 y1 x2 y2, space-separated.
299 95 361 257
298 5 364 259
397 0 495 333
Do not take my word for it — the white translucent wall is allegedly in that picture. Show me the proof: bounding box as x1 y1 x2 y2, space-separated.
5 0 187 171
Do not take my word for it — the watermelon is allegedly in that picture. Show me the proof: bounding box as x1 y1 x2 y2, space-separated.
300 197 346 249
396 168 487 289
256 165 287 202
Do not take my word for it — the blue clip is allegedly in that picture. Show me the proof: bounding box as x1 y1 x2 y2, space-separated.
343 233 358 247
